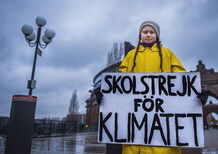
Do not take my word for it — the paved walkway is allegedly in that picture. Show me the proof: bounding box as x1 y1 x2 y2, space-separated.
0 130 218 154
201 129 218 154
31 132 106 154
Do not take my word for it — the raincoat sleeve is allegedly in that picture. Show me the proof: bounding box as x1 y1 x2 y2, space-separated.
170 51 186 72
119 53 130 73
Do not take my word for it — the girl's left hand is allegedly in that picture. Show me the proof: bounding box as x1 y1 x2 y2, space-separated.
197 90 210 105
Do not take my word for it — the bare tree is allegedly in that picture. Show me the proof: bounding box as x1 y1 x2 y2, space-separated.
106 42 124 66
68 90 79 115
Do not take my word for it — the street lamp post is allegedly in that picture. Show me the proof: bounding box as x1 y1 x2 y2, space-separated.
5 17 55 154
21 16 55 95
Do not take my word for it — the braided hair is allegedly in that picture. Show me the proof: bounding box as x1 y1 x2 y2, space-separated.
130 34 163 72
157 38 163 72
130 35 141 72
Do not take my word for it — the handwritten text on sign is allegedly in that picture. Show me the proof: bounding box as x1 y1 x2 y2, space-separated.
98 72 204 148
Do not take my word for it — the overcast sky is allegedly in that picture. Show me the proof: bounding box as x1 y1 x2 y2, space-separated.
0 0 217 118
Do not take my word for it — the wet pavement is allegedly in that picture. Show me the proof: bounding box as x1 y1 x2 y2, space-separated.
31 132 106 154
0 132 106 154
201 129 218 154
0 130 217 154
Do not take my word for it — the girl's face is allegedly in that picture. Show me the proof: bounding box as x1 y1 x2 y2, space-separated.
140 25 157 44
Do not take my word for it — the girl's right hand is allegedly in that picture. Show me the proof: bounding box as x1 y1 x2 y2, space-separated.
95 91 103 105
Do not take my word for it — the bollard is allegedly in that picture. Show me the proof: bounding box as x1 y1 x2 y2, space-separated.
5 95 37 154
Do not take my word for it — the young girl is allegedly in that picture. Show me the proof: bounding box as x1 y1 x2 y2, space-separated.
119 21 185 154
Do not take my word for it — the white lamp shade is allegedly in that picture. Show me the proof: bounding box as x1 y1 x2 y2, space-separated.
26 33 36 42
42 35 50 44
35 16 46 27
44 29 55 40
22 25 33 36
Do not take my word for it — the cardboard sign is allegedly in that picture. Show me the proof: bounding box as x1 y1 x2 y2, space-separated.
98 72 204 148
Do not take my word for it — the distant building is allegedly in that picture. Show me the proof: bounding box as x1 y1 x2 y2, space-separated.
35 117 61 124
193 60 218 127
0 116 9 137
85 92 99 128
194 60 218 95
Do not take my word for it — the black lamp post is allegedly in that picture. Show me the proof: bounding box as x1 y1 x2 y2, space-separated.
5 16 55 154
21 16 55 95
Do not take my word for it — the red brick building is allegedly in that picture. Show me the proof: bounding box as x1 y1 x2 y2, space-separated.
195 60 218 95
193 60 218 126
85 92 99 128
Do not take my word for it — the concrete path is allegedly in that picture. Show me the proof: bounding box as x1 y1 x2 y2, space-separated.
0 130 217 154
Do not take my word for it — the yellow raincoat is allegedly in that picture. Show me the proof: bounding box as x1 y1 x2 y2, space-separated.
119 43 186 154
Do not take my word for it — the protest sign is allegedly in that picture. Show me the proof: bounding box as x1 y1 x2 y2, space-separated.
98 72 204 148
